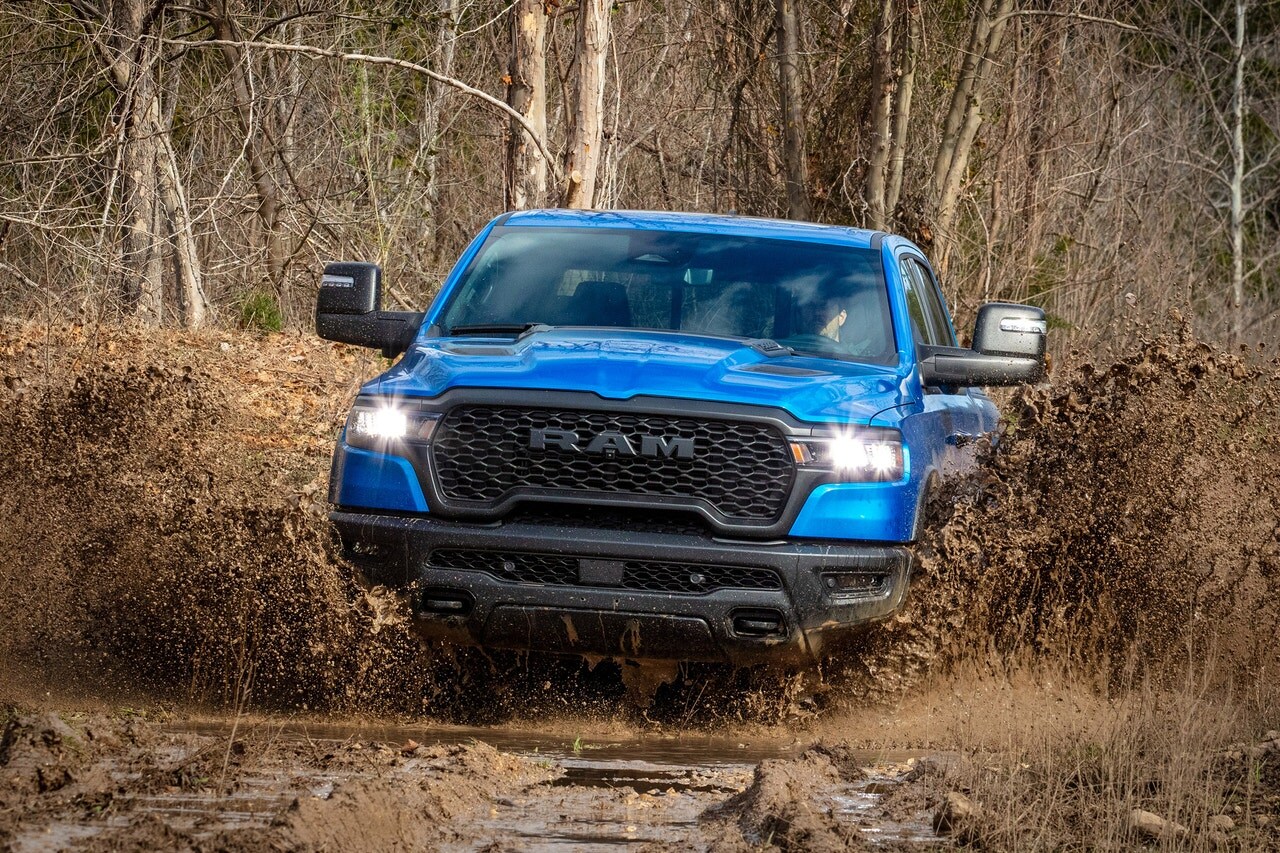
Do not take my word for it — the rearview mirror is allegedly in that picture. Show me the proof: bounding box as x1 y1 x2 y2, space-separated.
315 261 425 357
919 302 1046 387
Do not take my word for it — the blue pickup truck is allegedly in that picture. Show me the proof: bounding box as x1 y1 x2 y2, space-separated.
317 210 1045 666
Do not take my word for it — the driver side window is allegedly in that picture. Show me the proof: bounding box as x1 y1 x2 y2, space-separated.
898 256 953 347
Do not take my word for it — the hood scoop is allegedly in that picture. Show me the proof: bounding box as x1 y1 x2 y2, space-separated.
739 363 831 377
439 342 515 356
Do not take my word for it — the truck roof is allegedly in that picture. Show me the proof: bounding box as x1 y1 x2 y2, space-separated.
499 209 881 249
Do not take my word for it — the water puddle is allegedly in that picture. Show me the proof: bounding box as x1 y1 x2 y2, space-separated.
8 717 943 849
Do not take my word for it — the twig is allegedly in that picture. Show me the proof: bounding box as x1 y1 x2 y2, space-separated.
162 37 561 182
995 10 1143 34
0 259 60 302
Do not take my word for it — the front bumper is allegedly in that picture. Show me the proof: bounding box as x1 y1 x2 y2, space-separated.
333 511 912 666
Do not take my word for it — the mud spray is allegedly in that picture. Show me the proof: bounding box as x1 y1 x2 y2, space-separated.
1 318 1277 722
2 318 1279 851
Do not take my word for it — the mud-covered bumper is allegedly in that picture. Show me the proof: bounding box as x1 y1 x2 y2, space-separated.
332 511 912 666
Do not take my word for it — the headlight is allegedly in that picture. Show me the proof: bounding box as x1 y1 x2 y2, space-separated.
788 427 904 482
344 398 440 451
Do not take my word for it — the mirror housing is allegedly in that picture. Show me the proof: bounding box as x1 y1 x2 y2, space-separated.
919 302 1047 387
315 261 425 357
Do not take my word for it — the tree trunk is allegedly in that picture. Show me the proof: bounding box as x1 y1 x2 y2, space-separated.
1020 11 1065 268
109 0 163 320
932 0 1014 262
885 0 920 218
156 131 208 327
775 0 810 220
208 4 286 286
931 0 996 194
423 0 459 221
864 0 896 229
1230 0 1247 342
506 0 547 209
562 0 609 209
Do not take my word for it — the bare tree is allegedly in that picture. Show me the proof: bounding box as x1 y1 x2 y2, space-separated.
863 0 896 229
422 0 459 231
1228 0 1247 340
885 0 921 220
563 0 611 209
930 0 1014 267
506 0 548 209
1154 0 1280 340
73 0 209 326
200 1 288 288
775 0 810 220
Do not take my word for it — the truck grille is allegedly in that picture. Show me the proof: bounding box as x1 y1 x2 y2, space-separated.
428 548 782 595
431 406 794 522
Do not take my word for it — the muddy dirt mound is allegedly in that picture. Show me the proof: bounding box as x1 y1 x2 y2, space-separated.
705 749 865 851
0 707 554 851
0 710 146 797
834 322 1280 701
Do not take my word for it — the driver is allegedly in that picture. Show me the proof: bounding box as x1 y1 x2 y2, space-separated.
818 302 848 342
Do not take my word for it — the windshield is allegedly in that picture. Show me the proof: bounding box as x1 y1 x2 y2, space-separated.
438 226 897 365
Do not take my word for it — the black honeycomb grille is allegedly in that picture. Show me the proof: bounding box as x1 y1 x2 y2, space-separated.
431 406 794 522
619 560 782 593
429 548 578 585
504 505 714 537
427 549 782 595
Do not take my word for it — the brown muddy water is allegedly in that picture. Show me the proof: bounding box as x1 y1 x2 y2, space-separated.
1 712 941 850
175 720 941 849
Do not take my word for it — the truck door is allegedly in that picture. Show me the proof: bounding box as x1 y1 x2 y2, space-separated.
897 253 984 475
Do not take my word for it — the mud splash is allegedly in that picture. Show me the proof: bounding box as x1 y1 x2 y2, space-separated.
1 319 1278 722
828 322 1280 704
0 321 433 713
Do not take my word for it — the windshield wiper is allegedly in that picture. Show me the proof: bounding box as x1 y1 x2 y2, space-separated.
448 322 553 338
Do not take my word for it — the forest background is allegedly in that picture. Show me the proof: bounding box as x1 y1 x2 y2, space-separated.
1 0 1277 353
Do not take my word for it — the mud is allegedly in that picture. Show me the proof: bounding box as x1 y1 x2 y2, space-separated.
823 320 1280 706
0 709 940 851
2 317 1279 848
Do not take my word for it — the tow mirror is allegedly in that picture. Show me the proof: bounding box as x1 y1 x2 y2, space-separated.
972 303 1048 360
919 302 1047 387
315 261 425 357
317 262 380 315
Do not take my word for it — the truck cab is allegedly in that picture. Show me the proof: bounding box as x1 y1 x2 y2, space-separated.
318 210 1045 666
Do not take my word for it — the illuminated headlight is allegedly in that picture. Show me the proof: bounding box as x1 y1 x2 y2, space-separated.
789 428 904 482
344 398 440 451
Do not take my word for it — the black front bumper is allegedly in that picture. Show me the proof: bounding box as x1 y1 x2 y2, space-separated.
333 511 912 666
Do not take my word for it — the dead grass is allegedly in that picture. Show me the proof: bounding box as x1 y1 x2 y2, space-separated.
922 662 1280 851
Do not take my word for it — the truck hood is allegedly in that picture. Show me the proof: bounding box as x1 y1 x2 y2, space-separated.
367 329 910 425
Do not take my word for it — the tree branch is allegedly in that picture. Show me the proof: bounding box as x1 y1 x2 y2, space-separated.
162 36 561 182
995 9 1143 34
